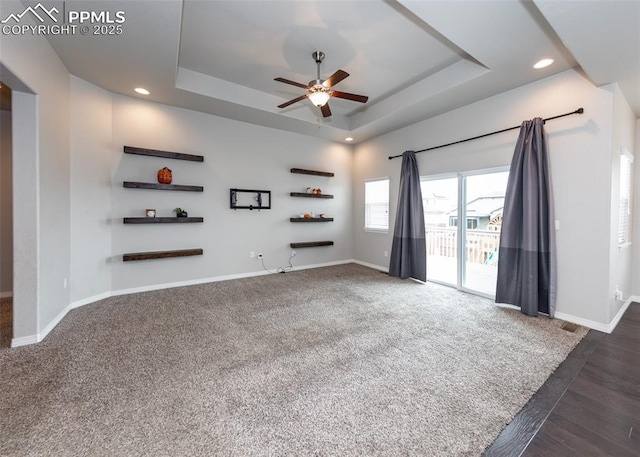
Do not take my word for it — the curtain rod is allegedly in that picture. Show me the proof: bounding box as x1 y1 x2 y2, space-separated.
388 108 584 160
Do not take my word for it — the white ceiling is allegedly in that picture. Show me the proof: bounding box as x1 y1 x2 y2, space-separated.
37 0 640 144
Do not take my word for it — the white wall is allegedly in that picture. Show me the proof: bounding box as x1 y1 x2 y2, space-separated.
1 0 71 343
608 84 637 321
109 96 353 292
0 110 12 296
70 76 114 303
353 69 620 329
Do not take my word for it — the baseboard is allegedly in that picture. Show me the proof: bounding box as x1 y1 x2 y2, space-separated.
111 270 272 298
352 259 389 273
111 259 354 298
17 264 632 348
555 296 638 334
36 302 75 344
0 291 13 298
69 291 112 309
353 260 423 281
10 291 113 348
295 259 354 271
11 334 38 347
12 260 356 347
605 296 637 333
113 267 299 297
554 311 611 333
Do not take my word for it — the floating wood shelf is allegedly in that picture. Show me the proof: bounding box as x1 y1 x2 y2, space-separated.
290 192 334 199
290 168 334 177
290 218 334 223
123 217 204 224
124 146 204 162
289 241 334 248
123 181 204 192
123 248 203 262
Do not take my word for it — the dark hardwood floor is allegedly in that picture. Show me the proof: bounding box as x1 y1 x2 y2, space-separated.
485 303 640 456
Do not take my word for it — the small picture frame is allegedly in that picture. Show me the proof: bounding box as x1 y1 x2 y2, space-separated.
146 209 156 218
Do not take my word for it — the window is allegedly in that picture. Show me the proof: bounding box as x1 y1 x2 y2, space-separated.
365 178 389 232
449 217 478 229
618 149 634 247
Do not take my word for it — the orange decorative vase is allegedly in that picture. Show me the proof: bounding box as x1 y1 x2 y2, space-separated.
157 167 172 184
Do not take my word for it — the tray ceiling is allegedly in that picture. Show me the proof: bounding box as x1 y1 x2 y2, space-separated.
31 0 640 143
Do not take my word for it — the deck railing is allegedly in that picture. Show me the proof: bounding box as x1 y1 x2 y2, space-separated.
426 227 501 265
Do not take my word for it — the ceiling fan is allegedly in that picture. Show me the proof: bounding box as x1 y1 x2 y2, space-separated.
274 51 369 118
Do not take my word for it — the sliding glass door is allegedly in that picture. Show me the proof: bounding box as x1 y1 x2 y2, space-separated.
422 168 509 297
461 171 509 296
422 177 458 286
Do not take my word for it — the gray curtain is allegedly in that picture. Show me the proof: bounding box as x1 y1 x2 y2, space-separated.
496 118 556 317
389 151 426 282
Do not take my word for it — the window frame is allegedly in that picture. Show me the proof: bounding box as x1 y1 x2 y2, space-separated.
618 148 634 249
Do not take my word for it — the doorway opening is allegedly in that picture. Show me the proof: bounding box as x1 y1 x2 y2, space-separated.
422 168 509 298
0 80 12 347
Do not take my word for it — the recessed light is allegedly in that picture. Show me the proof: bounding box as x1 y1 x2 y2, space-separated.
533 59 554 69
345 137 354 142
134 87 150 95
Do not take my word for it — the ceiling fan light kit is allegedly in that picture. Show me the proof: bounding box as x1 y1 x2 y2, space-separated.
309 91 330 107
275 51 369 117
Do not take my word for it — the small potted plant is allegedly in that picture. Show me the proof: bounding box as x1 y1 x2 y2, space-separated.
174 207 188 217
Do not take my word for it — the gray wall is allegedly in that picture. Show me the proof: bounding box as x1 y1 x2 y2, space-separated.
0 110 11 296
1 0 71 342
353 69 633 329
109 95 353 292
70 76 114 303
608 85 637 321
634 118 640 298
68 78 354 297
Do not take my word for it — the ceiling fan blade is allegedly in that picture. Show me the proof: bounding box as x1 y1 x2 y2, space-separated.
274 77 310 89
320 103 332 118
331 90 369 104
277 93 309 109
323 70 349 88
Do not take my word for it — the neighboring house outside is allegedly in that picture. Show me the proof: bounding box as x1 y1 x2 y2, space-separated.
447 196 505 231
422 192 455 228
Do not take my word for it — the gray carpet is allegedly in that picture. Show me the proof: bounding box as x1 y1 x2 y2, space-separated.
0 263 586 456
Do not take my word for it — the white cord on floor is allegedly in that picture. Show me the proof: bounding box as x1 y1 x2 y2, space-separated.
260 255 295 274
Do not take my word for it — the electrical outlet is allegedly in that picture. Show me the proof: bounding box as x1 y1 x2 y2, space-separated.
291 250 296 257
250 251 255 258
615 288 623 300
63 278 68 289
257 253 263 259
384 250 388 258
